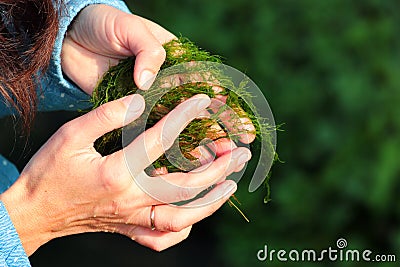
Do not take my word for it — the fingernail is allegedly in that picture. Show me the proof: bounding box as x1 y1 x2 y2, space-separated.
122 94 145 121
234 148 252 166
224 148 251 175
191 95 211 112
139 70 156 90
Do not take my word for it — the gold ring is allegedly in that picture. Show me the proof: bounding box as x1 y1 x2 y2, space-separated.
150 205 156 231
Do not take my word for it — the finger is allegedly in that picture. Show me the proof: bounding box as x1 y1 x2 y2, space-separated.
188 145 215 166
151 166 169 176
124 225 191 252
149 138 239 177
63 94 145 147
208 138 237 157
120 94 211 175
188 137 238 166
146 147 249 204
133 147 249 205
117 15 167 90
209 97 256 144
152 180 237 232
185 121 226 166
225 107 256 144
152 68 257 144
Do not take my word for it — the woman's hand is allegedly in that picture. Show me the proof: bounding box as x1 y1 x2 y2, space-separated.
0 94 251 255
61 4 256 144
61 4 176 93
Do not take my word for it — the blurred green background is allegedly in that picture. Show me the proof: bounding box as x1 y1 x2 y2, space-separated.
1 0 399 266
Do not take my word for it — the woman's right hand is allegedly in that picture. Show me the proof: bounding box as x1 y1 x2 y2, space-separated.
0 94 251 255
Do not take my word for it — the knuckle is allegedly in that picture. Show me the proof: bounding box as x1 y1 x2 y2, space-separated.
177 187 193 202
56 121 76 143
56 123 70 139
148 124 177 151
160 129 176 149
99 168 115 192
98 165 125 193
94 102 125 128
151 47 166 62
145 127 168 152
95 105 116 127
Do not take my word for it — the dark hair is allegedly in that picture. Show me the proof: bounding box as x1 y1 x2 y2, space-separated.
0 0 60 131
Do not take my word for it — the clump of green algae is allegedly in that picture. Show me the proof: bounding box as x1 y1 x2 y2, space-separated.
89 37 276 219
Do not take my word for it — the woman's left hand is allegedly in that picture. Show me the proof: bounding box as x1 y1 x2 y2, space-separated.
61 4 176 94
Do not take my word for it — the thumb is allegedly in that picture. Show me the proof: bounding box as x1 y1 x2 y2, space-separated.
116 15 166 90
66 94 145 147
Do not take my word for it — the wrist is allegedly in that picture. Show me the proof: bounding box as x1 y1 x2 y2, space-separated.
0 177 51 256
0 174 95 255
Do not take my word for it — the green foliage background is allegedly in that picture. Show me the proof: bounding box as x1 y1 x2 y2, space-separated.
1 0 399 266
127 1 400 266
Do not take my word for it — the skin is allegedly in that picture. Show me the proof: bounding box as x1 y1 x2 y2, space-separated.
0 4 254 256
0 94 251 255
62 5 256 143
61 4 175 93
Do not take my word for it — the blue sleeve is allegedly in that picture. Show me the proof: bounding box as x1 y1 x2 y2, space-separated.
0 157 28 267
0 155 19 194
0 202 30 267
0 0 131 117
